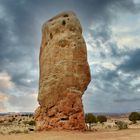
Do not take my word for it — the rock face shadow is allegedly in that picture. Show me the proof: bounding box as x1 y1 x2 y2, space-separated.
34 11 91 130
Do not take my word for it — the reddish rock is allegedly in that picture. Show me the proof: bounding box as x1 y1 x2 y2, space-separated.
35 11 91 130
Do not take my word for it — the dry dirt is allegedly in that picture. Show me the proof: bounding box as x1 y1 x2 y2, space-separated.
0 129 140 140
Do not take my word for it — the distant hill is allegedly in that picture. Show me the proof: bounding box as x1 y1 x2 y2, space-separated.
0 112 34 116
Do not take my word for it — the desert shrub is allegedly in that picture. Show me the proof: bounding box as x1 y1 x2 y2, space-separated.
85 113 97 130
106 125 111 129
23 121 28 125
23 129 29 133
129 112 140 123
0 131 4 135
23 120 36 125
97 115 107 123
11 129 22 134
8 117 15 123
27 120 36 126
0 120 4 123
115 121 128 130
28 114 33 117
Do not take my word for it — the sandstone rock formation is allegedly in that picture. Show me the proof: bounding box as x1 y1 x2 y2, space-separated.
35 11 91 130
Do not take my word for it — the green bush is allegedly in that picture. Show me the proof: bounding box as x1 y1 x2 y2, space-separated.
115 121 128 130
85 113 97 130
129 112 140 123
97 115 107 123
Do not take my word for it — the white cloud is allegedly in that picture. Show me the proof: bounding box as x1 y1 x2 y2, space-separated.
0 72 14 90
0 5 6 19
91 61 116 70
111 14 140 49
131 76 140 87
0 71 38 112
134 0 140 4
113 35 140 49
0 92 8 112
0 92 8 101
7 91 38 112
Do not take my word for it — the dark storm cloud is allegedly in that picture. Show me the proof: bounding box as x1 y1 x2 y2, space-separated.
88 50 140 108
0 0 40 92
114 97 140 103
84 65 140 112
11 70 38 88
82 0 140 113
85 0 140 112
92 69 124 95
0 0 140 112
118 48 140 73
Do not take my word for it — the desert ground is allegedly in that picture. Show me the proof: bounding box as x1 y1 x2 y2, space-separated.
0 114 140 140
0 129 140 140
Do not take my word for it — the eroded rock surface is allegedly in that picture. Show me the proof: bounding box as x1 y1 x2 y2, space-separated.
35 11 91 130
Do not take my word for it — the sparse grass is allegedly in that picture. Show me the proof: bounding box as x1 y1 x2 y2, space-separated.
115 121 128 130
0 114 35 134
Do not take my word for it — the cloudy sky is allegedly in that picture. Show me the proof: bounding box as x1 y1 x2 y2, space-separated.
0 0 140 113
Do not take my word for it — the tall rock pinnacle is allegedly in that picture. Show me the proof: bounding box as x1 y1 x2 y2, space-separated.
35 11 91 130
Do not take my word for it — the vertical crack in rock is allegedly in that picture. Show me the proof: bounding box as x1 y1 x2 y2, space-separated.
35 11 91 130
